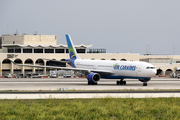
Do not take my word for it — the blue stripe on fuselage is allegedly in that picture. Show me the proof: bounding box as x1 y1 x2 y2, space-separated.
100 75 151 80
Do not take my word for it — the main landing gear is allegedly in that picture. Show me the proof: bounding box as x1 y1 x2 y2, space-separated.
88 81 97 85
139 79 149 86
116 79 126 85
143 83 147 86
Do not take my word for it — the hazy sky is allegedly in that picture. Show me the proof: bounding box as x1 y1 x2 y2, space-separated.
1 0 180 55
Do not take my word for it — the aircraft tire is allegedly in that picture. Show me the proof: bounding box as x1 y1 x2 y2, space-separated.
123 81 126 85
88 82 91 85
143 83 147 86
117 81 120 85
120 81 123 85
88 82 97 85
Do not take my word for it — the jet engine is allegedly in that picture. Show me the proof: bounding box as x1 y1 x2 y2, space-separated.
87 73 100 84
139 78 151 82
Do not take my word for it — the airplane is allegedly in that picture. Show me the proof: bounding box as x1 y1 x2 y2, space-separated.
11 34 172 86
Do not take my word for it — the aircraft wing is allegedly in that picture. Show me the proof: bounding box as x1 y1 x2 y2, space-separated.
11 61 114 75
154 60 173 68
13 63 89 71
91 70 114 76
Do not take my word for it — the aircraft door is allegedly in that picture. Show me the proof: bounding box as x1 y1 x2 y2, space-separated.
136 66 141 77
138 67 141 72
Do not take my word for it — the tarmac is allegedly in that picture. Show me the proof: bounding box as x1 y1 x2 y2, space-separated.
0 77 180 99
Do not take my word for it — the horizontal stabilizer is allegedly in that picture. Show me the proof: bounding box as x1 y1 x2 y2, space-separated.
155 60 173 68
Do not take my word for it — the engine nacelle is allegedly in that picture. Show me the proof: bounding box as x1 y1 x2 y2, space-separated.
139 78 151 82
87 73 100 83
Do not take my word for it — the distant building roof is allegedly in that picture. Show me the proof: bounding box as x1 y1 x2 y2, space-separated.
2 44 92 48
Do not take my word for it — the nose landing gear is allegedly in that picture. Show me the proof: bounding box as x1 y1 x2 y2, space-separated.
139 78 150 86
88 81 97 85
143 83 147 86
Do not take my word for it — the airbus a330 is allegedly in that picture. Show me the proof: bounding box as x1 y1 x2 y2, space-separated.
11 34 172 86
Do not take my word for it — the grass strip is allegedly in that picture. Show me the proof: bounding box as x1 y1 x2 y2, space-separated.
0 98 180 119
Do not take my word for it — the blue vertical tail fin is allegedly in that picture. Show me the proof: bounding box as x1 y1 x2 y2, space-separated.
65 34 81 60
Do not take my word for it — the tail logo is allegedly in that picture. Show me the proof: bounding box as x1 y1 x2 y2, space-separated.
66 34 81 60
71 55 75 59
68 44 77 59
66 35 77 60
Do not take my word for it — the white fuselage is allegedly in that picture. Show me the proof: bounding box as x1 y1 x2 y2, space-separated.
74 59 156 79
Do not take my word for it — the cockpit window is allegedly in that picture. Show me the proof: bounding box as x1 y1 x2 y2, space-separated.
146 67 155 69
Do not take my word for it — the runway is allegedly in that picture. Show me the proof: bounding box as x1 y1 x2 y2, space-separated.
0 77 180 99
0 77 180 90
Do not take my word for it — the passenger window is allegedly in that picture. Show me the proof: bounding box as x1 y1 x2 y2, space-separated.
146 67 155 69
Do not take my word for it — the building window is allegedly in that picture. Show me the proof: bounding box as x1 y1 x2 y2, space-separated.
87 49 106 53
25 59 33 64
14 59 22 63
8 48 14 53
35 59 44 64
76 49 85 53
140 59 149 63
55 49 64 53
23 49 32 53
2 59 11 63
121 59 127 61
34 49 43 53
45 49 54 53
15 48 21 53
13 41 15 44
66 49 69 53
46 61 66 67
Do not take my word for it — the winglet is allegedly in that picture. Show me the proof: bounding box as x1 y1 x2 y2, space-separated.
65 34 81 60
10 60 16 65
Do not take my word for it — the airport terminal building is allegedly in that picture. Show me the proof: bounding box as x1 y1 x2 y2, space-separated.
0 33 180 77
